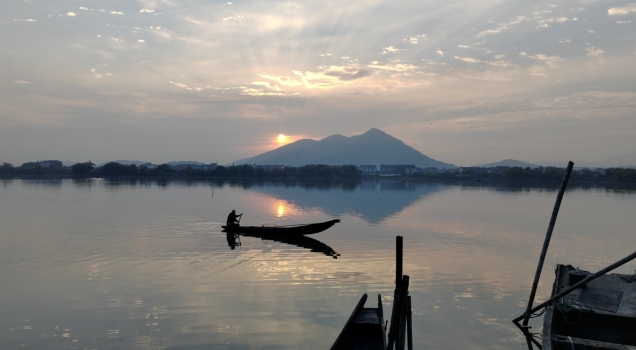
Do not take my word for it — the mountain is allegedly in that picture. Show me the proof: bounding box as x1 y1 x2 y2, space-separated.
234 128 455 168
598 152 636 168
477 159 539 168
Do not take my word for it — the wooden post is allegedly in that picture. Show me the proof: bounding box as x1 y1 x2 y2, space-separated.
398 295 407 350
522 161 573 327
398 275 410 350
396 236 403 288
407 296 413 350
388 236 404 350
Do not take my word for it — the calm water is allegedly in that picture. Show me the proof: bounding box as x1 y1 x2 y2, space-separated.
1 178 635 349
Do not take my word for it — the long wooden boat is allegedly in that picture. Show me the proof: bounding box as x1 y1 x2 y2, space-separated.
330 293 387 350
542 264 636 349
222 219 340 235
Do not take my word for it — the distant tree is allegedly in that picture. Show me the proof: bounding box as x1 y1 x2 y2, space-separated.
154 164 174 175
0 163 14 175
71 162 93 175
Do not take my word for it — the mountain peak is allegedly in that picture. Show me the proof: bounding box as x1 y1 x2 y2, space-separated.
234 129 455 168
362 128 387 136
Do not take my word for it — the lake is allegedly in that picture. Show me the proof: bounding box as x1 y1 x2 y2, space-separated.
1 178 635 349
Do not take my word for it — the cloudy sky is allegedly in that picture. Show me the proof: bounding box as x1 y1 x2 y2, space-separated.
2 0 635 166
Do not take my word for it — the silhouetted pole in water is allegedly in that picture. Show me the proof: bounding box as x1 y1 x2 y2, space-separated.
521 161 573 327
406 295 413 350
387 236 403 349
398 275 410 350
388 236 412 350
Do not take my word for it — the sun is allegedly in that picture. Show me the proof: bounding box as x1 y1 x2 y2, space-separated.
276 134 288 145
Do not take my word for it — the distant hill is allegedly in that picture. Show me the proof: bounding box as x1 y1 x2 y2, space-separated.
598 152 636 168
234 128 455 168
477 159 539 168
165 161 207 166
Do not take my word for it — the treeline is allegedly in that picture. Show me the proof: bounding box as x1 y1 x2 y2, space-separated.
92 162 361 178
0 162 361 179
501 166 636 182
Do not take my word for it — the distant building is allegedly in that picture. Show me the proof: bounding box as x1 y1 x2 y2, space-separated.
255 165 285 171
538 166 556 173
357 165 377 175
460 167 488 174
421 167 439 175
380 164 416 176
488 166 510 175
169 163 216 171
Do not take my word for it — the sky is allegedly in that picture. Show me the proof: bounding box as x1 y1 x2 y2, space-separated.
1 0 635 166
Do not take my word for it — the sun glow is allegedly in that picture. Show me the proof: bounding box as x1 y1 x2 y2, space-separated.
276 134 288 145
277 202 286 217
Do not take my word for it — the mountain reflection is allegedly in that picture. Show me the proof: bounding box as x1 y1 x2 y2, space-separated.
225 231 340 258
250 179 446 224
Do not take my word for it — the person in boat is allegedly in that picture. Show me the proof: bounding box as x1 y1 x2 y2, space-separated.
226 210 242 226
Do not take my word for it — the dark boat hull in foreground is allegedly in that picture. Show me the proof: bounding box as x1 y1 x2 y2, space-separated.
543 264 636 349
222 219 340 235
330 293 386 350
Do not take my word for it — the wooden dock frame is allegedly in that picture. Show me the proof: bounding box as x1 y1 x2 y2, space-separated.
330 236 413 350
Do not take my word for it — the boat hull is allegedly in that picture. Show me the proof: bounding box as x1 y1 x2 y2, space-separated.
543 264 636 349
222 219 340 236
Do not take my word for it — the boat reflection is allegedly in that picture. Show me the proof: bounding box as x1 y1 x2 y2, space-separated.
225 231 340 258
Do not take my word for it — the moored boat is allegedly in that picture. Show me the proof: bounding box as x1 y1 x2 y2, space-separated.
542 264 636 350
222 219 340 235
330 293 387 350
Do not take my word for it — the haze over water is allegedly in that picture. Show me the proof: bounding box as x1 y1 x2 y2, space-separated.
1 178 635 349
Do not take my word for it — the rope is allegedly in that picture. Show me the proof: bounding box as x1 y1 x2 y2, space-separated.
567 336 574 350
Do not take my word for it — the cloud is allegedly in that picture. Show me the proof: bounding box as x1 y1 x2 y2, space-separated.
477 16 527 37
79 7 89 11
616 20 632 24
137 39 146 43
67 12 76 17
519 52 564 68
222 16 245 22
111 11 124 15
407 34 426 44
586 46 605 58
14 80 31 84
368 63 418 72
436 50 444 56
608 4 636 15
382 46 401 54
13 19 36 22
90 68 103 79
454 56 512 67
140 9 155 13
538 17 570 28
169 81 192 90
257 74 304 87
324 68 372 81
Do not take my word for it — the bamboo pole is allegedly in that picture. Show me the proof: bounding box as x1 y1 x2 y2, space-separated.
396 236 403 288
387 236 404 349
514 250 636 325
522 161 573 326
397 275 410 350
407 296 413 350
398 296 407 350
